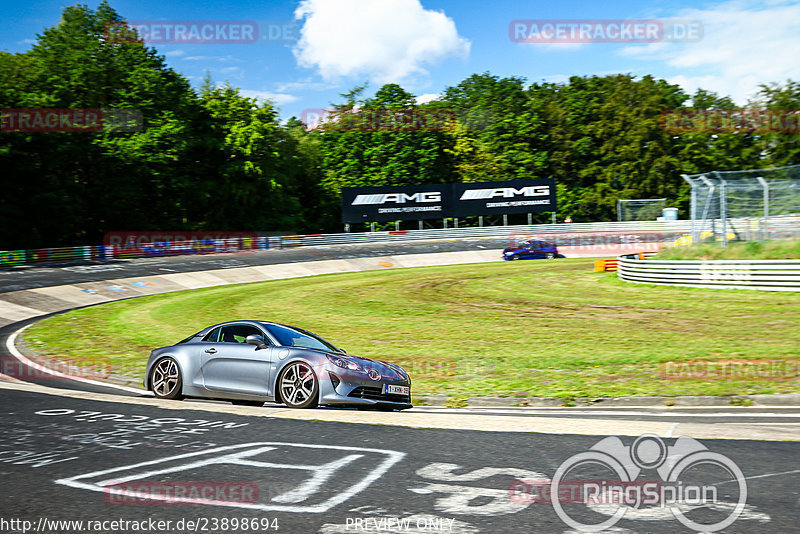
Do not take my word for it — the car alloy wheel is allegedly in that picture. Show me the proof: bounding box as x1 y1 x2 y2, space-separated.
546 253 555 259
279 361 319 409
151 357 184 400
511 254 520 260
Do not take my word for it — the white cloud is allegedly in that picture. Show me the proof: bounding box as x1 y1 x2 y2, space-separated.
415 93 441 104
239 90 299 107
618 0 800 104
163 49 186 57
292 0 470 83
183 55 239 62
273 78 337 92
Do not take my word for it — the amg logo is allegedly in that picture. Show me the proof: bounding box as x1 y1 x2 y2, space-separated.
460 186 550 201
352 192 442 205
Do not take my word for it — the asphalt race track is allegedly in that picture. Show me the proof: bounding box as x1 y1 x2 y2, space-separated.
1 240 800 533
0 238 511 293
1 384 799 534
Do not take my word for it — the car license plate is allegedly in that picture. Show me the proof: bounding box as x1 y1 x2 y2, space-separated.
384 384 409 395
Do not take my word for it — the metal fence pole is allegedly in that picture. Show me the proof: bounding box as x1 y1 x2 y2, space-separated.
755 176 769 241
681 174 696 243
716 173 728 248
698 174 716 244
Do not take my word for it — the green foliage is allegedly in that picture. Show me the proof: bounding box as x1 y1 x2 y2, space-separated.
657 239 800 260
2 2 799 247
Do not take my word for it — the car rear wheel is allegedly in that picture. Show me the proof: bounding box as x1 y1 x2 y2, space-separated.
150 357 184 400
546 253 555 259
278 362 319 409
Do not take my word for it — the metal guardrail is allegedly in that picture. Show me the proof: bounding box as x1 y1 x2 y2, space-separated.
1 216 797 269
617 253 800 291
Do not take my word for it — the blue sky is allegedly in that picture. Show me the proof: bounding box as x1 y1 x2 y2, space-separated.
2 0 798 120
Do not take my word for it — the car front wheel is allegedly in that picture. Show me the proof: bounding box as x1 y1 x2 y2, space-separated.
150 357 184 400
279 361 319 409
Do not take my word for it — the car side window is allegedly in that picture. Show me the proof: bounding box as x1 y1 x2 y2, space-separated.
219 324 268 344
202 327 222 342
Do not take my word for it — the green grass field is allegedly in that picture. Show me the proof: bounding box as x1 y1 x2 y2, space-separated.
22 259 800 401
656 239 800 260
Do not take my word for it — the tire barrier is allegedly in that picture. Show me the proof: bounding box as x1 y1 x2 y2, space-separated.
617 253 800 291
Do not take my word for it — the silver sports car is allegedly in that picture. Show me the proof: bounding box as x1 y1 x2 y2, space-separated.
143 320 412 410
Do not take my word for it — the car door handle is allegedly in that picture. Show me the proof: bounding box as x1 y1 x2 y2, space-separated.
205 348 217 354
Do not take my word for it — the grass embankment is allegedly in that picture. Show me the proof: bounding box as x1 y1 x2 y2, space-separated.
23 259 800 400
656 239 800 260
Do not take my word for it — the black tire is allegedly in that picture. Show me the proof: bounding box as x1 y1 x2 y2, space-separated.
231 400 264 407
546 253 555 259
278 361 319 409
511 254 520 260
150 357 184 400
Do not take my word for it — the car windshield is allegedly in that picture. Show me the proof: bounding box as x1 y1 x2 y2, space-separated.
263 323 340 352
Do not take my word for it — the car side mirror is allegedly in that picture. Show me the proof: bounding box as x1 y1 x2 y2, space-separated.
245 334 268 349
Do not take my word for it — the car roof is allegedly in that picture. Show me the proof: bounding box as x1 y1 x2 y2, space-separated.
201 320 298 331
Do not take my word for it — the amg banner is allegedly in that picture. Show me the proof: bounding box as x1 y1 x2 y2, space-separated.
341 184 452 223
341 179 556 222
452 179 556 217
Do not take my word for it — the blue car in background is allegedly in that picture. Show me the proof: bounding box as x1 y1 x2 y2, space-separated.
503 240 559 260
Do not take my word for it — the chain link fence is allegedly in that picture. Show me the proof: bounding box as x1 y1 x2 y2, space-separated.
617 198 667 222
682 164 800 247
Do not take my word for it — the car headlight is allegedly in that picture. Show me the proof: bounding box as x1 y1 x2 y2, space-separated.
504 251 514 255
326 354 363 372
380 361 409 380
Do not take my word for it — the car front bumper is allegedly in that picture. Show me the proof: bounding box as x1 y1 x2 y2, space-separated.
318 367 412 410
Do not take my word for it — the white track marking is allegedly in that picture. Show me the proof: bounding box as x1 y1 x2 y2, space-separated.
411 407 800 418
56 442 404 513
714 468 800 485
5 324 145 395
666 423 679 437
